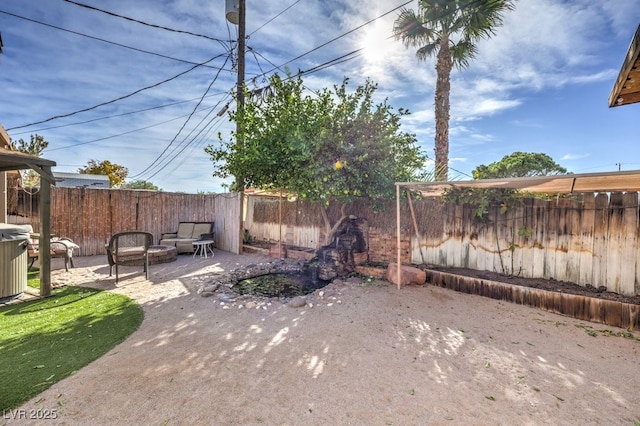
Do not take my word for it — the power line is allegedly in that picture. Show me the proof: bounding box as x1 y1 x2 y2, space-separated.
10 91 230 135
159 117 226 178
44 105 217 151
246 47 269 87
248 0 303 37
137 94 230 180
144 102 228 181
15 1 433 180
6 1 409 133
243 1 413 94
262 0 412 75
247 47 318 97
7 53 230 131
0 9 232 69
301 48 363 75
130 56 232 179
63 0 232 45
136 0 413 179
243 45 362 99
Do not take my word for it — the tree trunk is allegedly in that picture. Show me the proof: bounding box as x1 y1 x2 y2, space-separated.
319 203 349 247
434 36 453 181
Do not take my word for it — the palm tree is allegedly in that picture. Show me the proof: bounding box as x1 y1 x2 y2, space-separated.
393 0 515 181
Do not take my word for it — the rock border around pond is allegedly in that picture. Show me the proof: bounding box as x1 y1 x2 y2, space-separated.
197 259 372 309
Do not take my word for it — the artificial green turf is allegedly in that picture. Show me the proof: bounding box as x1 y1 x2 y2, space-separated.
0 286 144 410
27 269 39 289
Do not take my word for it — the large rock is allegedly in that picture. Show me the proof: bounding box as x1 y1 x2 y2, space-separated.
386 263 426 287
288 296 307 308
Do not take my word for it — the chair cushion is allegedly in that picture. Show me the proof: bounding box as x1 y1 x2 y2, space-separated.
114 246 147 263
176 223 195 239
192 223 212 238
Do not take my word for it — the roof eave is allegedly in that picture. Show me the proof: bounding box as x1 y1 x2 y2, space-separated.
609 24 640 107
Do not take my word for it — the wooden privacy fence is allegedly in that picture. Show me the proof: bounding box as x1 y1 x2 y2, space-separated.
244 194 413 264
15 188 638 295
414 192 640 296
13 187 241 256
245 193 640 296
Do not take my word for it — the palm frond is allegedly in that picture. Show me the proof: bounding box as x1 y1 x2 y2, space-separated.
450 39 477 69
416 42 440 62
420 0 460 26
462 0 516 39
393 8 437 49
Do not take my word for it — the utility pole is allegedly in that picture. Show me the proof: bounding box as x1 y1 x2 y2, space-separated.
226 0 246 253
237 0 245 185
237 0 245 254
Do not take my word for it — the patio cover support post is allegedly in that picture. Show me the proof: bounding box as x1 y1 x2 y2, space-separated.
407 189 427 265
0 171 6 222
396 184 401 289
39 166 52 297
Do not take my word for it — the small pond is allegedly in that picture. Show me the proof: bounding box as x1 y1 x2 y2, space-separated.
232 271 330 298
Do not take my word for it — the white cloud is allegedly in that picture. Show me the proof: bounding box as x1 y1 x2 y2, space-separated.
509 119 545 128
561 153 591 161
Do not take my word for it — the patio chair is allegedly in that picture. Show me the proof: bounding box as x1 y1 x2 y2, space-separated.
27 237 80 272
106 231 153 284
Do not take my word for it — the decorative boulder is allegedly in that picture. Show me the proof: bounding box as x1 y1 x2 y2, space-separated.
386 263 426 287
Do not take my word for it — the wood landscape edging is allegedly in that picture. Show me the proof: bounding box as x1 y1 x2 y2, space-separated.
425 269 640 331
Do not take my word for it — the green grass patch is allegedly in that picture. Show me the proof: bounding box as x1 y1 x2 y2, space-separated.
0 286 144 410
27 268 40 289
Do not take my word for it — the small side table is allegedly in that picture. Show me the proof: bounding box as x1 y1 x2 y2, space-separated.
192 240 214 258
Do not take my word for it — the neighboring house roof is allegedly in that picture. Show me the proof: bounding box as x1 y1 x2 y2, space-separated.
609 23 640 107
53 172 110 188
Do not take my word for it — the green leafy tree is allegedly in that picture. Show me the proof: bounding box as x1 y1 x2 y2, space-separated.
78 159 128 188
393 0 515 181
10 134 50 188
10 134 49 156
208 74 324 194
472 152 569 179
122 180 161 191
445 152 569 221
206 75 427 245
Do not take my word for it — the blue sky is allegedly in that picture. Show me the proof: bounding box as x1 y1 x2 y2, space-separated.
0 0 638 193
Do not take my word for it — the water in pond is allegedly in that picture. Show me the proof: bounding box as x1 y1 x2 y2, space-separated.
233 271 329 298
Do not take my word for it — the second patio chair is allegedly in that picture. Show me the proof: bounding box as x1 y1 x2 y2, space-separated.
106 231 153 284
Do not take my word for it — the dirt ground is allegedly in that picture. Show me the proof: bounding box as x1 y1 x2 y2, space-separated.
5 251 640 425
